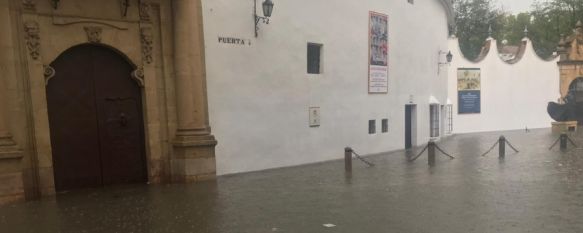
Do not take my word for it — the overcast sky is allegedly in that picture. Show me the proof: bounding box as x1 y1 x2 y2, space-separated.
497 0 540 14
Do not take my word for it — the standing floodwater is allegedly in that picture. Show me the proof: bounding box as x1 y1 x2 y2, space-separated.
1 129 583 233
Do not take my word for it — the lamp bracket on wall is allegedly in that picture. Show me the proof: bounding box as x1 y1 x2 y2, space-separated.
438 50 453 75
255 16 270 37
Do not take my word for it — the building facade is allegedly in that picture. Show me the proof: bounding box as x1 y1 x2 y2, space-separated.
0 0 454 204
447 35 560 134
203 0 454 175
557 21 583 99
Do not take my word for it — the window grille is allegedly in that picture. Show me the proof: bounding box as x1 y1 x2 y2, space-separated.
430 105 440 137
382 119 388 133
369 120 376 134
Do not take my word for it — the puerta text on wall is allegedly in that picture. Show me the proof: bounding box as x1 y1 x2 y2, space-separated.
218 36 251 46
457 68 481 114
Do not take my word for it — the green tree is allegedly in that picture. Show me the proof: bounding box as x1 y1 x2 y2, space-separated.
453 0 504 60
498 13 532 46
529 0 583 57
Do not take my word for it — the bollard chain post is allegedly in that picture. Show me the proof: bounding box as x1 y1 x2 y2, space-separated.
482 135 518 157
410 140 455 165
428 141 436 166
344 147 352 172
499 136 506 158
560 133 568 151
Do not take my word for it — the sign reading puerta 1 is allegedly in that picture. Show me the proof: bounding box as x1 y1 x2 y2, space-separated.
369 12 388 94
457 68 481 114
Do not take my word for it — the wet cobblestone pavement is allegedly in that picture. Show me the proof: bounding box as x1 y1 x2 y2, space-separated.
1 129 583 233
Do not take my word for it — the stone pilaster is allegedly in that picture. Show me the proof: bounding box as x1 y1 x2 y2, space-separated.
171 0 217 182
0 0 24 204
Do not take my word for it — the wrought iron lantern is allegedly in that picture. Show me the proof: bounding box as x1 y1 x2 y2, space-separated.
438 50 453 75
254 0 274 37
262 0 274 17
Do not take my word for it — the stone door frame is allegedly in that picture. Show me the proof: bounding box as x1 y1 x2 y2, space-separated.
18 1 167 196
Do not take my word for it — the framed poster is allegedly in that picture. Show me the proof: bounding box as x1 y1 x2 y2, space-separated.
457 68 481 114
368 11 389 94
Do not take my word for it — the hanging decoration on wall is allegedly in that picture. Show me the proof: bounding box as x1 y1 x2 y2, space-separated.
368 11 389 94
457 68 481 114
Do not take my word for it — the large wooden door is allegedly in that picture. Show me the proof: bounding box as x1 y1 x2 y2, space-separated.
47 44 147 191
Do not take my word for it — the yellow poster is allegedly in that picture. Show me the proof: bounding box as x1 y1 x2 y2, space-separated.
457 68 481 91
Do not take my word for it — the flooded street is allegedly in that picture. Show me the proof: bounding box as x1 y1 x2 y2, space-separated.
1 129 583 233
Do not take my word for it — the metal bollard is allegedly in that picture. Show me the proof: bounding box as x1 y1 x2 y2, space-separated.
345 147 352 172
428 141 436 166
560 133 568 151
499 136 506 158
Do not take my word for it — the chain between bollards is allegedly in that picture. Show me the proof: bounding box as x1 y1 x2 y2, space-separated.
434 143 455 159
481 136 519 158
409 144 429 162
549 133 579 151
480 141 499 157
549 137 561 150
352 150 375 167
505 139 520 153
566 136 578 148
409 140 455 166
344 147 375 172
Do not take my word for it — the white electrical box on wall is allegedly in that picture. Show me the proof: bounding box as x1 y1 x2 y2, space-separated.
309 107 321 127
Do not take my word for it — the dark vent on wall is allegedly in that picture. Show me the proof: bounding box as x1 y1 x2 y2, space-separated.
307 43 322 74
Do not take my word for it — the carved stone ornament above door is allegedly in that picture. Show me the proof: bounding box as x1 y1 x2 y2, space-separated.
23 0 36 11
51 0 60 10
139 2 151 22
84 26 103 43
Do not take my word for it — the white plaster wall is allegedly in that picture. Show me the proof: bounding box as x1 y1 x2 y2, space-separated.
447 37 560 134
203 0 451 175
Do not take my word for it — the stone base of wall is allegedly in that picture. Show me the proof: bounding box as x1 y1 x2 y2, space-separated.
0 148 24 205
172 135 217 183
0 172 24 205
147 159 171 184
